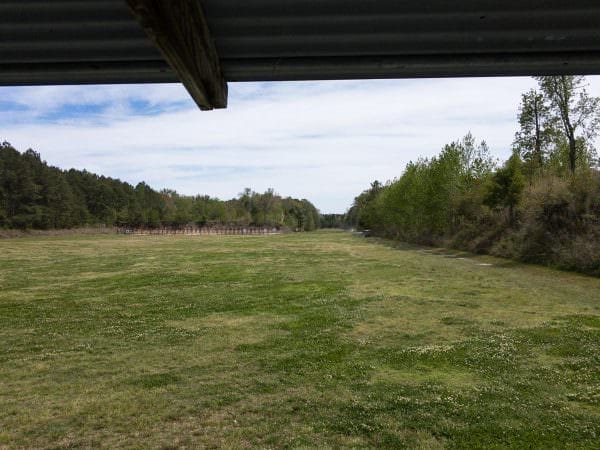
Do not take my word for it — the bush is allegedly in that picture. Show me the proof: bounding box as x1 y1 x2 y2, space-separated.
516 176 574 264
558 233 600 276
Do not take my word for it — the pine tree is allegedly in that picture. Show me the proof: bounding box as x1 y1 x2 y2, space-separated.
514 89 554 176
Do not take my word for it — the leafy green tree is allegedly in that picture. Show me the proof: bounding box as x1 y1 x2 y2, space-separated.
320 214 346 228
484 153 525 224
536 76 600 174
347 180 383 230
452 132 495 182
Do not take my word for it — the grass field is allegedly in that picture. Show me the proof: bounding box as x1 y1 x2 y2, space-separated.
1 230 599 449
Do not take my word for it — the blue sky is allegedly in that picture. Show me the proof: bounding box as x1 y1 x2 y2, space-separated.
1 77 599 213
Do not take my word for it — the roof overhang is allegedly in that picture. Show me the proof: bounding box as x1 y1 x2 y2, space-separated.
2 0 600 110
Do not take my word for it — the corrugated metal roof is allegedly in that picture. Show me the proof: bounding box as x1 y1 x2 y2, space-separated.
203 0 600 80
2 0 600 86
0 0 176 85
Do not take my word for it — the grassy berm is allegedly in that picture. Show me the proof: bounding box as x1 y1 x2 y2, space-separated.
0 230 599 448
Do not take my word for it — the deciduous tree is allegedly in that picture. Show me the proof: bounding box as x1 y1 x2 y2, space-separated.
536 76 600 174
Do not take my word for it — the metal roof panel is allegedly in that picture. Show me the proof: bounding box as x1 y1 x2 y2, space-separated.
1 0 600 86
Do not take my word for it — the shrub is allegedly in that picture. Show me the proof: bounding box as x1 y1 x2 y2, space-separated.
513 177 569 264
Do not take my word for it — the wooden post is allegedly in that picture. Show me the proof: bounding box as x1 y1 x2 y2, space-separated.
126 0 228 110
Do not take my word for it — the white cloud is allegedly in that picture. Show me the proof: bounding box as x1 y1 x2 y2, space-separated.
1 76 600 213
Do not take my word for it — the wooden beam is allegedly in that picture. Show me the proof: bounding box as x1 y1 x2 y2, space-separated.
126 0 227 110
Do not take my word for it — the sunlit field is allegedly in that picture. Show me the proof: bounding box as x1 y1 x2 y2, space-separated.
1 231 599 448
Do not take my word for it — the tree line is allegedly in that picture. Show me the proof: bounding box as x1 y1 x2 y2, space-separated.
0 143 320 231
347 76 600 276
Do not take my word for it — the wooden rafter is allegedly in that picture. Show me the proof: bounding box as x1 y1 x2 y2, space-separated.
126 0 227 110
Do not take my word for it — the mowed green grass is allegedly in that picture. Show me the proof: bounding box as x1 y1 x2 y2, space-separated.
1 231 599 449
